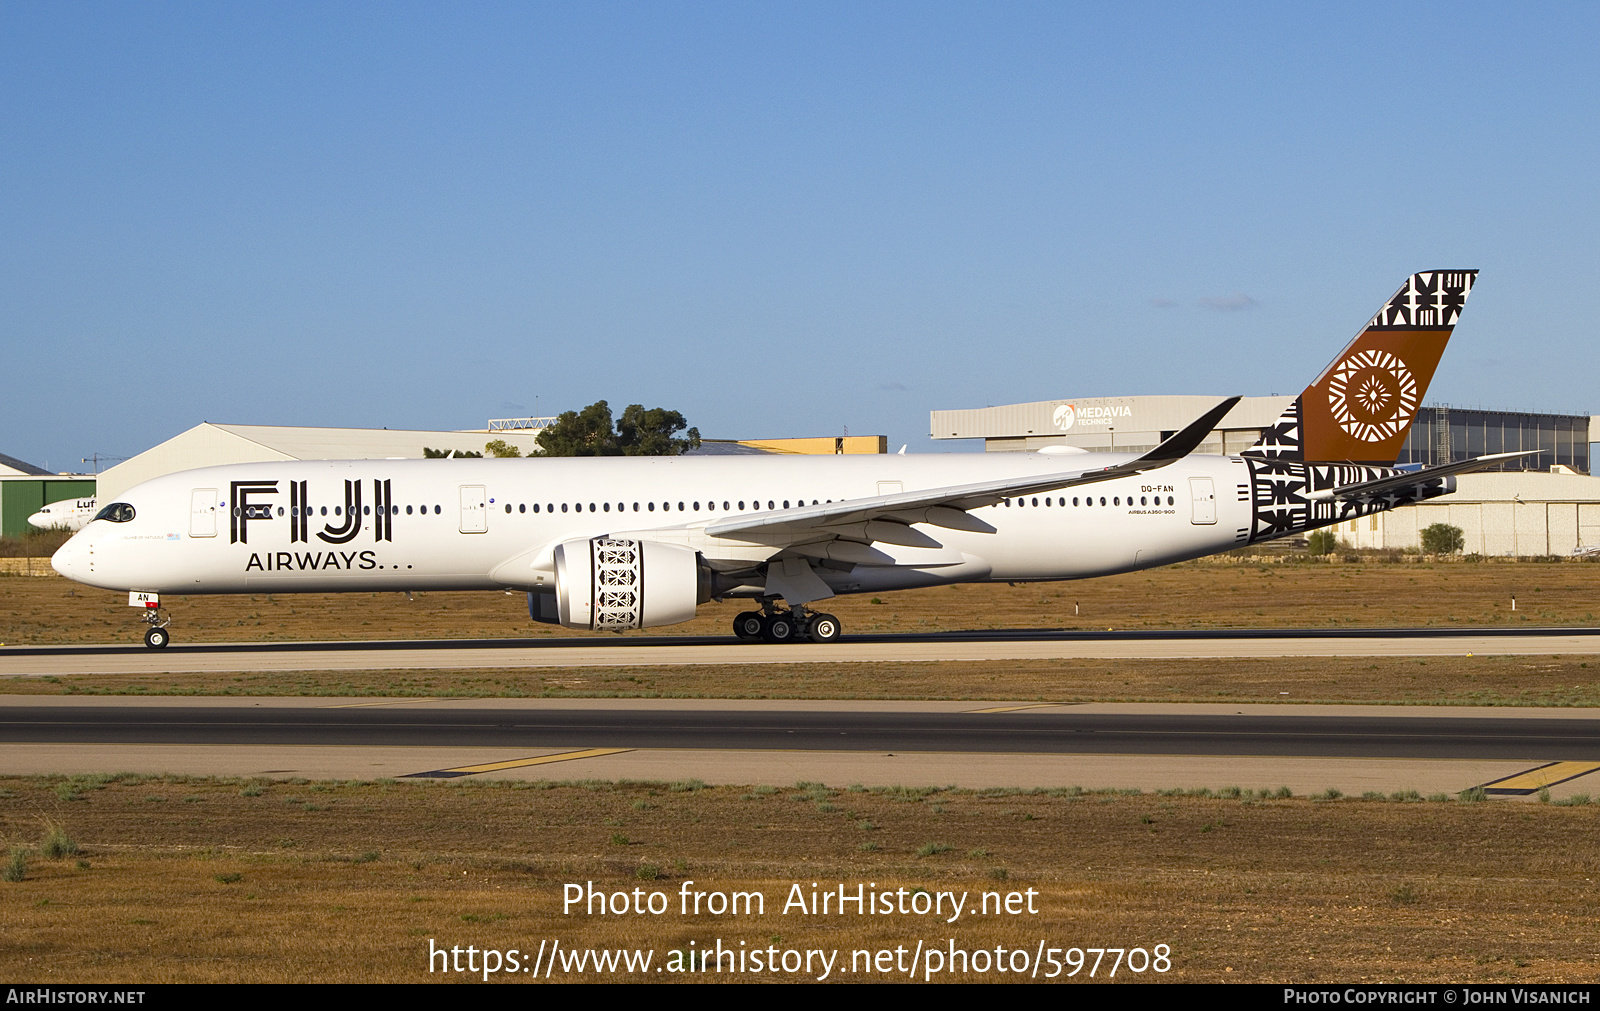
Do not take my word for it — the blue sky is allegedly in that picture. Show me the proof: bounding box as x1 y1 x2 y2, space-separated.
3 2 1597 471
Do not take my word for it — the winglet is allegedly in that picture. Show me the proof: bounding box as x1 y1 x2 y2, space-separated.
1077 396 1241 483
1126 396 1241 468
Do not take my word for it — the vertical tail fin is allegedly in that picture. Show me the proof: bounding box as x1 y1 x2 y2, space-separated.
1244 270 1477 464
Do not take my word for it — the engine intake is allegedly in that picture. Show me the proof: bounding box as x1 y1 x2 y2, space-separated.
532 536 709 630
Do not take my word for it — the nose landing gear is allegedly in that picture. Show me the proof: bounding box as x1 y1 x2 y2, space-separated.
129 591 171 649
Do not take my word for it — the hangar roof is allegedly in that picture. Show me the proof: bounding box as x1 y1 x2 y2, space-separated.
0 452 50 477
95 423 545 502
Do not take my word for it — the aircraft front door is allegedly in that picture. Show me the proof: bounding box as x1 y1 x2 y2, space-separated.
190 489 217 538
1189 477 1217 525
459 485 488 534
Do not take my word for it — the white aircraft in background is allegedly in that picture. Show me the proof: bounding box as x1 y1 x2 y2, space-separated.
28 498 97 532
54 270 1528 648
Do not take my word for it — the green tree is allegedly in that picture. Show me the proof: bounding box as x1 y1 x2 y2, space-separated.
1420 523 1465 555
536 401 701 457
617 404 701 456
1306 529 1338 555
422 446 482 459
536 401 620 456
483 439 522 458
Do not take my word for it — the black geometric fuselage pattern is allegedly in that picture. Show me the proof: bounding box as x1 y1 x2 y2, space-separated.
1243 458 1451 545
1243 397 1303 461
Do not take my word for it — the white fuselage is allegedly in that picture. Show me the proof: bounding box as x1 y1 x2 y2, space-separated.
51 454 1253 600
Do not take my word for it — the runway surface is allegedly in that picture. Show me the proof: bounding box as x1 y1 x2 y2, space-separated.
7 697 1599 759
4 625 1600 676
6 627 1600 794
4 697 1598 797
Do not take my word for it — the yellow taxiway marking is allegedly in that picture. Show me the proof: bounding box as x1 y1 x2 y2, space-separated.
966 703 1073 714
1480 761 1600 795
406 748 634 779
323 698 443 708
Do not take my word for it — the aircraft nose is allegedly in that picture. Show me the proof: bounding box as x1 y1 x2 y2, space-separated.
51 533 86 580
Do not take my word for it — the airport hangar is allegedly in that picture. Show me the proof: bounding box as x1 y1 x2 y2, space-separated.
87 420 886 506
931 395 1600 556
0 453 95 539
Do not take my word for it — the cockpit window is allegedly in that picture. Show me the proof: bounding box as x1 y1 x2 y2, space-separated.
94 502 136 523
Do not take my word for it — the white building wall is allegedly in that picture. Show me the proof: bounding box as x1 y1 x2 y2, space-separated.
1581 504 1600 548
1549 503 1579 555
1318 473 1600 556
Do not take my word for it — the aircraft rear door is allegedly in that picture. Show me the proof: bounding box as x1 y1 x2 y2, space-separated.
1188 477 1217 525
190 489 217 537
459 485 488 534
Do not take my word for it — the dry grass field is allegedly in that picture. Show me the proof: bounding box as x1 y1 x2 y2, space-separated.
6 655 1600 708
2 774 1596 984
4 555 1599 649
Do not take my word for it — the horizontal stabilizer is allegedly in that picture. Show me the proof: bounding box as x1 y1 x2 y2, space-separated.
1306 450 1541 502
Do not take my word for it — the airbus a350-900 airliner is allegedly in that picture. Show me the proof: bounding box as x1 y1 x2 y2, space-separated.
53 270 1525 648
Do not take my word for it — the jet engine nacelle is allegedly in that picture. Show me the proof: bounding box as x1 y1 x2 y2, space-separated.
537 536 709 631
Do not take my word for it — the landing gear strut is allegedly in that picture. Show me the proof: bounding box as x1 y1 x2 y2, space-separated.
140 606 171 649
732 602 841 644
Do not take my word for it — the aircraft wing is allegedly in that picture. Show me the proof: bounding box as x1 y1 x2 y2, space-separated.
1305 450 1541 503
703 397 1241 544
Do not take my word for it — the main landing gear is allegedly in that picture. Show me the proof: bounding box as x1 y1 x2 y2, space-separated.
732 603 841 644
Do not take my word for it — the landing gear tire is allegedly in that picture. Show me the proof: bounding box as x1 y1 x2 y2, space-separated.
733 611 764 640
761 615 796 643
807 613 841 643
144 626 170 649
